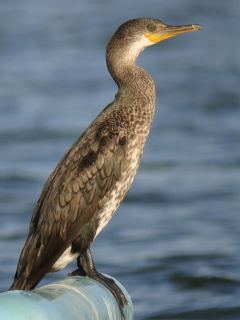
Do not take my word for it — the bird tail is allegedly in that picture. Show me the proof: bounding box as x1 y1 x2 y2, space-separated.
9 244 40 291
9 278 27 291
9 273 36 291
9 260 50 290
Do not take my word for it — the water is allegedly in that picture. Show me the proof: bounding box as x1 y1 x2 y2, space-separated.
0 0 239 319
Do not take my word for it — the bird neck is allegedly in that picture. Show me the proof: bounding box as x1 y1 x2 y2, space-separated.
106 38 155 96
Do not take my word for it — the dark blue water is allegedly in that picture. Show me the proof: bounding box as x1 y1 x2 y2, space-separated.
0 1 239 319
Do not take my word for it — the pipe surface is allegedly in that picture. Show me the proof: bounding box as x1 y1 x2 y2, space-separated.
0 275 133 320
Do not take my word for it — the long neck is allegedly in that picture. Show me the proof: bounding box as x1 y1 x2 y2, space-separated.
106 37 156 100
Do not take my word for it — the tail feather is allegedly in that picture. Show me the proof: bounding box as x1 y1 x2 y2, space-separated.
10 231 69 291
10 278 27 291
10 265 50 291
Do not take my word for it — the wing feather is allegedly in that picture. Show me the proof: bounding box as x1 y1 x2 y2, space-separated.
12 112 128 289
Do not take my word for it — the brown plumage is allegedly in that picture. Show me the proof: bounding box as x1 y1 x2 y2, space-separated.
10 17 201 314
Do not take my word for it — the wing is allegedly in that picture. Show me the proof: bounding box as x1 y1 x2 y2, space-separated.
11 109 128 290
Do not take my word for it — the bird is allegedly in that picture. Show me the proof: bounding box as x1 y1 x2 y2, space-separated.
10 18 201 316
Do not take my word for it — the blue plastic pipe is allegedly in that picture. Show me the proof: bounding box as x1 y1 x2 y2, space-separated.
0 276 133 320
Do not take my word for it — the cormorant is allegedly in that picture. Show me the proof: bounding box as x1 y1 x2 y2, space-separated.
10 18 201 317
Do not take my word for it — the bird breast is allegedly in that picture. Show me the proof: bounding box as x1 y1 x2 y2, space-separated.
94 131 148 238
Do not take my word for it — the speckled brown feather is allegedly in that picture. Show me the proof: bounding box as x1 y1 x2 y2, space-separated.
10 18 157 290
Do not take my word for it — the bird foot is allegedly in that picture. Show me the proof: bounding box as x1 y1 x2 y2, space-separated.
69 268 127 319
89 271 128 319
68 267 86 277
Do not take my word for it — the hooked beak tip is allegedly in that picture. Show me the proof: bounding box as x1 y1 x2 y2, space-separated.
192 24 203 31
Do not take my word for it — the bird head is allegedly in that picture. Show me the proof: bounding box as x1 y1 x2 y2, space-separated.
110 18 202 52
106 18 202 83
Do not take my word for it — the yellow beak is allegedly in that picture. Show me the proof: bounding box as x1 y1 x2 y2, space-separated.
145 24 202 43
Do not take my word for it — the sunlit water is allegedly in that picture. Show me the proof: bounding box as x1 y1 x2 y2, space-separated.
0 1 239 319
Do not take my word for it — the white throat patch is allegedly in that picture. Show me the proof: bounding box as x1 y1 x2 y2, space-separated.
127 36 153 61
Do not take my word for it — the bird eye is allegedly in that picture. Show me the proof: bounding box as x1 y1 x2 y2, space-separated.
147 23 156 32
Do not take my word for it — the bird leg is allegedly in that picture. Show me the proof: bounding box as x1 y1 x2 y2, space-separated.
69 248 128 319
69 258 86 276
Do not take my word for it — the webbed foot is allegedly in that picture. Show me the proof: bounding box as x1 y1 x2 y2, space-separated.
69 248 128 319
